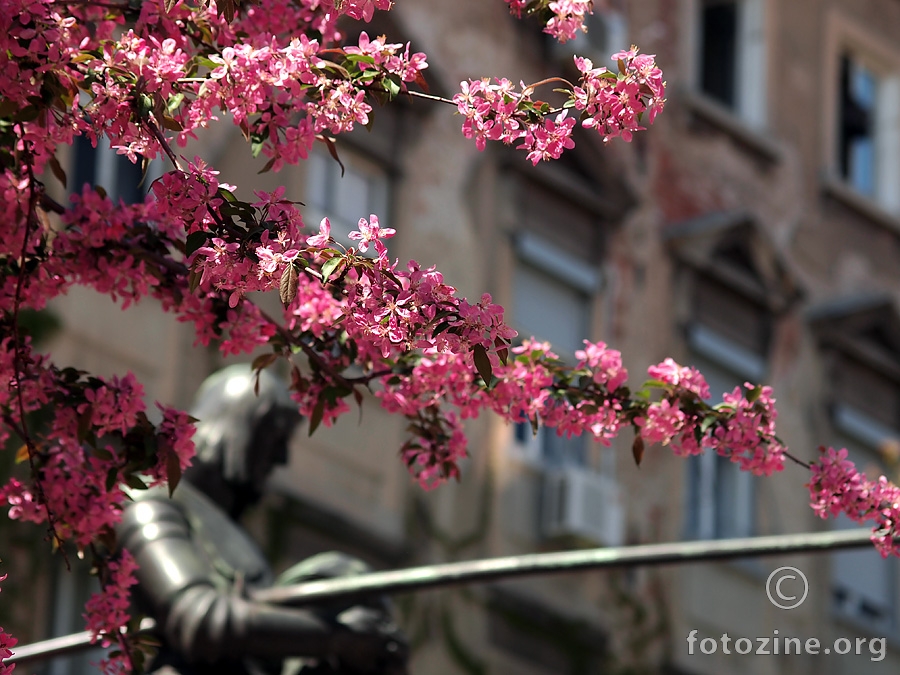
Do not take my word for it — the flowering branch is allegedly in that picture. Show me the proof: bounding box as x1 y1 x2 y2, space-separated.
0 1 889 673
453 48 666 164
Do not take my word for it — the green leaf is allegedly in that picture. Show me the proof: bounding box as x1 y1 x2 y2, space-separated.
105 468 118 492
196 56 219 70
473 343 492 386
308 397 326 436
160 115 183 131
344 54 377 68
431 320 453 338
126 474 148 491
384 75 401 99
166 451 182 497
746 385 762 403
188 267 202 293
217 188 237 202
167 92 185 112
92 446 114 461
252 352 278 373
185 231 210 257
320 256 342 284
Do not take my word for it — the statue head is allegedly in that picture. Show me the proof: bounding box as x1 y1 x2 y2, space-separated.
184 364 301 517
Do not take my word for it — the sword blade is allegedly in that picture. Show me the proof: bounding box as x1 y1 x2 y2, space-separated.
7 528 878 665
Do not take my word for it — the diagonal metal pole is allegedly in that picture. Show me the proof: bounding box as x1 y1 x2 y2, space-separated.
253 527 878 605
8 528 879 665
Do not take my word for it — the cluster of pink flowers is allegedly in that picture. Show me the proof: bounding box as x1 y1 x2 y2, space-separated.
322 0 393 23
809 447 900 557
573 48 666 142
545 0 595 42
454 48 665 163
647 357 710 399
634 358 784 477
501 0 594 43
453 78 530 152
83 551 139 649
517 111 577 165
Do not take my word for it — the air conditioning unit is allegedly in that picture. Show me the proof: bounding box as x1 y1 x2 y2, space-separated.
541 468 624 546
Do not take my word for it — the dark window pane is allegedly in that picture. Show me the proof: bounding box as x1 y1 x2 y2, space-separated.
839 54 877 195
115 154 147 204
70 139 148 204
700 1 738 108
71 134 97 194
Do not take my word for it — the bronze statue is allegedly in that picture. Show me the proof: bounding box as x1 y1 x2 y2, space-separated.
116 365 407 675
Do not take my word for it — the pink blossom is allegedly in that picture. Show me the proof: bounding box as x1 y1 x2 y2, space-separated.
348 214 396 252
307 217 332 248
636 399 686 446
648 357 711 399
84 551 138 650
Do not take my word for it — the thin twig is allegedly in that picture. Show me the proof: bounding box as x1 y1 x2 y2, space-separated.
142 119 182 171
406 90 457 106
11 128 68 563
784 450 811 470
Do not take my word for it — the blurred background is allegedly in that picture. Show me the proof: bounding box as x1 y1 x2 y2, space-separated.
5 0 900 673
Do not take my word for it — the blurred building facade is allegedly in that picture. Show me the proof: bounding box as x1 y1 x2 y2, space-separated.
12 0 900 674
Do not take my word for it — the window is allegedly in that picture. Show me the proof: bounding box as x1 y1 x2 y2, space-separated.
71 135 160 204
699 1 737 108
830 405 896 632
304 146 390 250
808 295 900 632
510 231 601 468
666 215 798 541
836 51 900 212
46 561 104 675
695 0 767 128
839 55 878 197
684 325 764 540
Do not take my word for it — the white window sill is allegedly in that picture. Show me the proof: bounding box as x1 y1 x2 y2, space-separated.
681 90 783 164
822 176 900 236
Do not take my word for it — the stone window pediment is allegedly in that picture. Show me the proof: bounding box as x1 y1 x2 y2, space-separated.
809 294 900 428
665 210 803 315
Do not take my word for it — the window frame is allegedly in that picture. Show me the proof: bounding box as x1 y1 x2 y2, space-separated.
70 135 163 204
303 144 392 254
509 231 597 468
829 403 898 634
687 0 769 130
823 9 900 216
683 325 765 541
